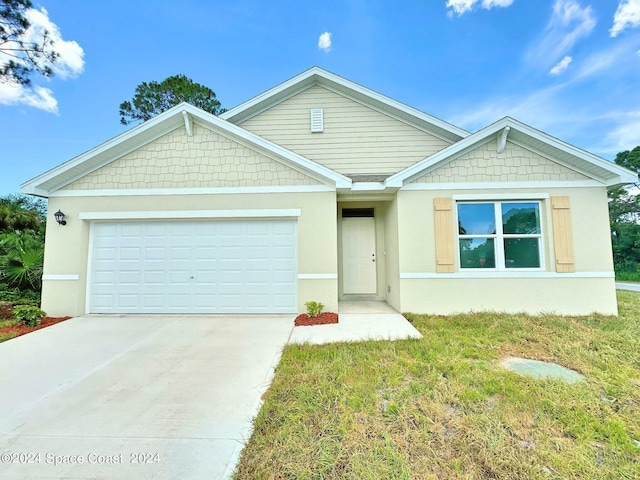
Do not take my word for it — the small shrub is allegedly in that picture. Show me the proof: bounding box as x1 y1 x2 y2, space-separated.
304 301 324 318
0 284 40 306
13 305 46 327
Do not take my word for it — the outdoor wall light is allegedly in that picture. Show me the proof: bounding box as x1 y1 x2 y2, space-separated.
54 209 67 226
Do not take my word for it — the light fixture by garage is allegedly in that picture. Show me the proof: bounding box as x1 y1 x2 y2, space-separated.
54 209 67 225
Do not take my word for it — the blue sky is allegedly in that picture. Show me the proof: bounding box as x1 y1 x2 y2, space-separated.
1 0 639 196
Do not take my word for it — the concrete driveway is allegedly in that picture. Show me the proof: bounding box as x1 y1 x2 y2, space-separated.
616 282 640 292
0 315 295 479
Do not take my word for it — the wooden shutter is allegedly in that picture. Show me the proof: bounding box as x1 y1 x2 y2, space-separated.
434 198 455 273
551 196 575 273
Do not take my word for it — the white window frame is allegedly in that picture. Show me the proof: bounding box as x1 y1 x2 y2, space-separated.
456 200 545 272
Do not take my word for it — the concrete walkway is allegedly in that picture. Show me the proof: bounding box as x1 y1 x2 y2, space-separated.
289 301 422 345
616 282 640 292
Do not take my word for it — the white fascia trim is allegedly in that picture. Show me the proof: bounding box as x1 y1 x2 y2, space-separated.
21 116 184 195
42 274 80 281
51 185 334 197
79 209 302 221
503 118 638 184
298 273 338 280
401 180 602 191
221 67 468 139
350 182 387 191
452 193 550 200
400 272 615 279
387 116 636 188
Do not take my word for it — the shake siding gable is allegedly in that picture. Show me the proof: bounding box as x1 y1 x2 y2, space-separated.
238 85 452 175
411 140 591 184
61 123 322 190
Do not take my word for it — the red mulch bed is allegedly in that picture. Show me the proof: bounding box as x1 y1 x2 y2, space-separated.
294 312 339 326
0 316 72 339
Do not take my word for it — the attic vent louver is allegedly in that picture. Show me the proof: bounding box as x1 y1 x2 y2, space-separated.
310 108 324 133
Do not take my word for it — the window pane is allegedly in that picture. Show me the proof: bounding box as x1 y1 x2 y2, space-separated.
458 203 496 234
502 203 540 234
459 238 495 268
504 238 540 268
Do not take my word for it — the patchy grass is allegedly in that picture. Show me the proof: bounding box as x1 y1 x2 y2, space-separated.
234 292 640 479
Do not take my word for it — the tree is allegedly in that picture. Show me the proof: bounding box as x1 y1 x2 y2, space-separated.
0 194 44 233
0 0 59 85
0 229 43 291
608 146 640 272
119 74 225 125
0 194 46 296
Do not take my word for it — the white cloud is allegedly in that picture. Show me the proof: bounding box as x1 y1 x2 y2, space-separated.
0 7 84 112
446 0 514 16
594 111 640 155
0 82 58 113
610 0 640 37
23 8 85 79
527 0 595 69
550 55 573 75
318 32 332 52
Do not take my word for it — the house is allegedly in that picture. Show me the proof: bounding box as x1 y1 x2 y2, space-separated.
21 67 637 317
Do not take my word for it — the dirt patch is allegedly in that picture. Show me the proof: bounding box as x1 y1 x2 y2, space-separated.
0 316 72 339
0 302 13 320
294 312 339 326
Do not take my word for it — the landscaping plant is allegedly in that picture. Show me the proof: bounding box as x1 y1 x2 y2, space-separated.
13 305 46 327
304 301 324 318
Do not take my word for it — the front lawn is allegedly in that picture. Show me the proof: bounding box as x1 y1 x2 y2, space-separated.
235 292 640 479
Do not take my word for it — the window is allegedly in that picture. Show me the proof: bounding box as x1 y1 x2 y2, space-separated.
457 201 542 270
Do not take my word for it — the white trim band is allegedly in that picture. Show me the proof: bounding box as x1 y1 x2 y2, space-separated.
297 273 338 280
400 272 615 279
51 185 334 197
452 193 550 200
42 274 80 281
79 209 302 221
401 180 602 190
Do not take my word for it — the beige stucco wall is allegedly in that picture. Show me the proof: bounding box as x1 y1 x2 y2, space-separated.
400 277 618 315
62 123 321 190
411 140 590 184
239 85 452 176
383 197 401 311
395 186 616 315
42 191 338 317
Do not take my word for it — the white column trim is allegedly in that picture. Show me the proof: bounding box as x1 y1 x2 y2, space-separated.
42 274 80 281
297 273 338 280
400 272 615 279
79 209 302 221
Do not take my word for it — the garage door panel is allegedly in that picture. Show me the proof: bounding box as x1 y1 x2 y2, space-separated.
89 220 297 313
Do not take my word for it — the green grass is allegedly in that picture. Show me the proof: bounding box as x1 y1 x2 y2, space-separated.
234 292 640 479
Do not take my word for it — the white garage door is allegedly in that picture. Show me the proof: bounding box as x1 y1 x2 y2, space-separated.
88 220 297 313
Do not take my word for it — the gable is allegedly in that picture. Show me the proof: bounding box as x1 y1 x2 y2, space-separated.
61 122 322 191
239 85 453 177
410 140 590 185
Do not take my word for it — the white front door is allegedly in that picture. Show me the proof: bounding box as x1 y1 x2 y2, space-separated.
342 217 376 294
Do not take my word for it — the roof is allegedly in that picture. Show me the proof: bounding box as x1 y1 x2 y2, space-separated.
386 117 638 188
220 66 469 144
21 103 352 197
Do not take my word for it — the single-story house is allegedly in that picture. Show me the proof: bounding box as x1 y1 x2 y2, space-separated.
21 67 637 317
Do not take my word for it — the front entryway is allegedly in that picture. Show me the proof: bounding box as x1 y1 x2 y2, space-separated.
341 217 377 294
